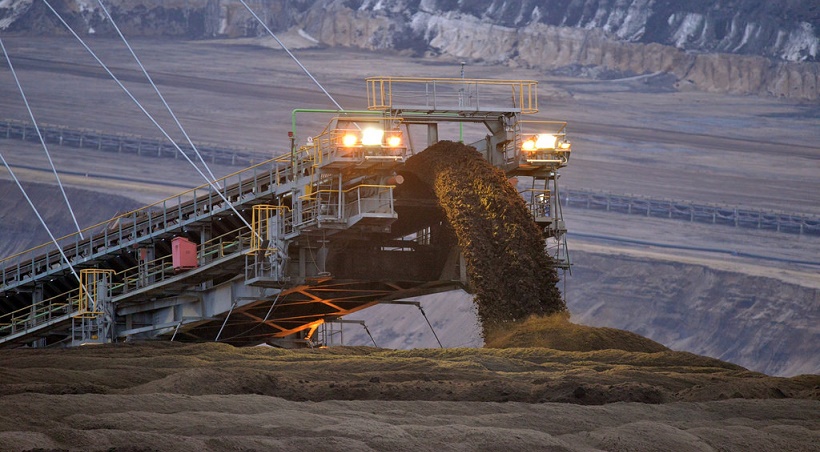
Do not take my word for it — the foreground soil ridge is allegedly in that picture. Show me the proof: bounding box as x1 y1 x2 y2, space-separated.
1 320 817 451
1 320 816 405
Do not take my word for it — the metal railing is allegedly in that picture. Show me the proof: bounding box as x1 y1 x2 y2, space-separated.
562 189 820 236
0 288 79 339
366 76 539 114
297 116 408 167
0 227 252 341
77 269 114 318
0 118 257 166
250 206 292 252
0 155 292 291
299 189 343 225
344 185 396 219
112 227 251 295
521 188 552 219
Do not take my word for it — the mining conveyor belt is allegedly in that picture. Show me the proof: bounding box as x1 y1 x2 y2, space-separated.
0 76 570 348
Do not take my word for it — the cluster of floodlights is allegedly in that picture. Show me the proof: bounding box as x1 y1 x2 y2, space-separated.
520 133 571 152
340 127 403 148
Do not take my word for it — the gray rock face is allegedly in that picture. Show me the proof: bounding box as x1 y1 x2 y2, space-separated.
408 0 818 63
300 1 819 99
3 1 816 61
567 251 820 377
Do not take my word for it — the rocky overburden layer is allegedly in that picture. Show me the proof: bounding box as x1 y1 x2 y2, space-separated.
404 0 819 63
303 2 819 100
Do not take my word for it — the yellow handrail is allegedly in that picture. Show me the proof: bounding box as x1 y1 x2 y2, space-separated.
77 269 115 317
343 184 396 193
0 288 80 334
366 76 539 114
110 226 251 294
250 206 289 252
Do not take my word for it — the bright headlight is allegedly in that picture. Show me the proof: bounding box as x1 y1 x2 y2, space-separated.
361 127 384 146
522 138 536 151
342 133 358 147
387 135 402 147
535 133 557 150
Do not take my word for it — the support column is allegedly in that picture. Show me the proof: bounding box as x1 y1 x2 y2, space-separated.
427 123 438 147
199 225 212 263
31 284 46 347
137 244 155 288
99 272 115 344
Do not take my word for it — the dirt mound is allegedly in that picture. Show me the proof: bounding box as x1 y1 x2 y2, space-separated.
405 141 566 332
2 342 816 404
2 341 819 451
484 314 668 353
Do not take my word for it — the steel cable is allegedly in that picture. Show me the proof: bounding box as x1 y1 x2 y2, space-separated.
0 38 84 239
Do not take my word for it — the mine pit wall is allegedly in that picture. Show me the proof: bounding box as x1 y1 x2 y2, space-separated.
303 8 815 101
309 4 819 100
385 13 819 101
567 250 820 377
2 1 816 100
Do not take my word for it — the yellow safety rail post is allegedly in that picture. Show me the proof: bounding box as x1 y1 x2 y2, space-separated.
77 269 115 318
367 77 390 111
251 205 289 253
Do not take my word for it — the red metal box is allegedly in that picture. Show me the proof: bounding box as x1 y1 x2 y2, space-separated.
172 237 198 271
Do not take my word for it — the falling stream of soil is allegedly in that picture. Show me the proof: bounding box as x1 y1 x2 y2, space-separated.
405 141 566 334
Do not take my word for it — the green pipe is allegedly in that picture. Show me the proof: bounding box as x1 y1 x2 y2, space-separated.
291 108 376 139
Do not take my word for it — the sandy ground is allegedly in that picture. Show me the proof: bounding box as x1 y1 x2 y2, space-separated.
0 340 818 452
3 393 816 451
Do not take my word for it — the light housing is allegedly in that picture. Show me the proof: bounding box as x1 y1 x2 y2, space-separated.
361 127 384 146
386 134 402 147
535 133 557 150
522 138 537 151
